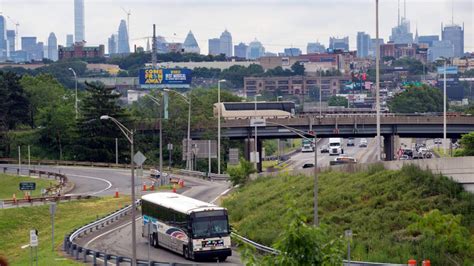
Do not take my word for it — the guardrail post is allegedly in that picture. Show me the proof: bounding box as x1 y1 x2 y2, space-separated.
116 256 121 265
104 254 109 265
75 246 81 260
16 168 19 175
3 167 6 173
63 236 68 251
92 252 98 266
83 249 88 262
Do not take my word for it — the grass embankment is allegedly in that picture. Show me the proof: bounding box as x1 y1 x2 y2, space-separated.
0 174 58 199
0 196 130 265
223 165 474 264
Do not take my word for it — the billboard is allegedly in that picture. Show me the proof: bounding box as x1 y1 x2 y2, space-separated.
139 68 192 88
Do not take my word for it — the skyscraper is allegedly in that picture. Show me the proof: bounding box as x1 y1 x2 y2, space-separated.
208 38 220 55
442 23 464 57
368 38 384 57
0 16 6 59
357 32 370 58
307 42 326 54
74 0 85 42
66 34 74 47
47 32 58 61
219 30 232 57
108 34 117 55
234 42 248 59
389 0 413 44
428 40 454 62
283 48 302 56
418 35 439 47
329 37 349 51
6 30 15 54
248 39 265 59
117 20 130 54
183 31 200 54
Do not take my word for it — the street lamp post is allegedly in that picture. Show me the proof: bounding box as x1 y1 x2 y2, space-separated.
144 93 164 174
99 115 137 266
217 79 226 174
254 94 262 171
375 0 381 161
68 68 78 119
164 89 192 171
443 60 447 152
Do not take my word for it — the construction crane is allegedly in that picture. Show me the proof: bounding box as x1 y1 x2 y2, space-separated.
121 7 131 38
6 16 20 50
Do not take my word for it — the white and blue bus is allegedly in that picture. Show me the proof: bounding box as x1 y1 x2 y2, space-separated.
141 192 232 262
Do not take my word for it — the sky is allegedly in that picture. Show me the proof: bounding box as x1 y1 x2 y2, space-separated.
0 0 472 54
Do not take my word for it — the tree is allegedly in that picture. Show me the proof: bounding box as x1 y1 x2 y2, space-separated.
291 62 305 76
240 200 344 265
328 96 348 107
74 82 129 162
454 132 474 157
0 71 30 129
389 85 444 113
227 159 256 185
20 74 66 128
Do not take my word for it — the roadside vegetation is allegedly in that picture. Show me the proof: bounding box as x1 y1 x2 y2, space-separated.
223 165 474 265
0 174 58 199
0 196 130 265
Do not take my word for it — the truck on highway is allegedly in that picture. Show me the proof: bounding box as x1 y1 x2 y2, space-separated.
301 138 314 152
141 192 232 262
329 138 343 156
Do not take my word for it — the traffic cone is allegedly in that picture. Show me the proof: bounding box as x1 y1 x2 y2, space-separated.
172 184 177 193
179 179 184 188
143 182 147 191
408 259 416 266
422 260 430 266
114 188 119 198
150 184 155 191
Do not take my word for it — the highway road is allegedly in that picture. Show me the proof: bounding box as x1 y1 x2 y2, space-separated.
287 138 377 170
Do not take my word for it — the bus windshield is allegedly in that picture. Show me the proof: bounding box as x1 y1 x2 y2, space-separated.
192 216 229 239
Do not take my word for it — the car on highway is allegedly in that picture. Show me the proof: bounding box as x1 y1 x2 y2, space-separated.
399 155 410 160
434 138 442 144
329 156 357 165
347 137 355 146
320 145 329 153
302 163 315 168
359 138 368 147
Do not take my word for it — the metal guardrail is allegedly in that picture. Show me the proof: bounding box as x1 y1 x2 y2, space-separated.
231 232 279 255
2 195 93 208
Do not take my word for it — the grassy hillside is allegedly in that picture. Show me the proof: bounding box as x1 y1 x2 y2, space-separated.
0 174 58 199
223 165 474 264
0 196 130 265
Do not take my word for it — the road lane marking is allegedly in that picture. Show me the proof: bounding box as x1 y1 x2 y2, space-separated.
84 216 142 248
65 174 113 195
210 187 232 204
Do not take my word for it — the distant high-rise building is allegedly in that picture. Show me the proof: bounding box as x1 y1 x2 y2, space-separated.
6 30 15 55
283 48 302 56
329 37 349 51
183 31 200 54
442 23 464 57
307 42 326 54
248 39 265 59
428 40 454 62
389 0 413 44
418 35 439 47
0 16 6 59
234 43 248 59
357 32 370 58
208 38 220 55
108 34 117 54
36 41 44 61
66 34 74 47
22 36 38 61
47 32 58 61
117 20 130 54
368 38 384 57
219 30 232 57
74 0 85 42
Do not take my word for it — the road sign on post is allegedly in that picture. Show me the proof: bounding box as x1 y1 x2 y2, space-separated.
167 143 173 150
229 149 239 165
250 118 266 127
20 182 36 191
133 151 147 166
30 230 38 247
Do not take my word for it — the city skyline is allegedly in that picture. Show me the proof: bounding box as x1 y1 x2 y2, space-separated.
0 0 472 55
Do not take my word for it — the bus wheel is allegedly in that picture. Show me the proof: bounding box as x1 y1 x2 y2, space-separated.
183 246 190 260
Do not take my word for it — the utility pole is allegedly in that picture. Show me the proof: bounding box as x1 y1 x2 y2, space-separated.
375 0 381 161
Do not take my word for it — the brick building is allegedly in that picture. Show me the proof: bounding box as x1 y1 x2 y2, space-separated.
58 42 105 60
244 75 350 100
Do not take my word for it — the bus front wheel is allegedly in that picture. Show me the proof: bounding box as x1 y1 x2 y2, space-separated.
183 246 191 260
152 233 159 248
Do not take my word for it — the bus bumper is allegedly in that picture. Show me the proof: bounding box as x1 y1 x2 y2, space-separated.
194 248 232 259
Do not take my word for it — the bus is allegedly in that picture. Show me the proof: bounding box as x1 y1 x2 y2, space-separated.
141 192 232 262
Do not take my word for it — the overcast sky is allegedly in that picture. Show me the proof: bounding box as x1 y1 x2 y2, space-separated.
1 0 472 54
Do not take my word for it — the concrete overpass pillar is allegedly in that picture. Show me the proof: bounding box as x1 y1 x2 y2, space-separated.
244 138 251 161
383 134 395 161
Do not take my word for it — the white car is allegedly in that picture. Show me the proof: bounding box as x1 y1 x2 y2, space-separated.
359 138 368 147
